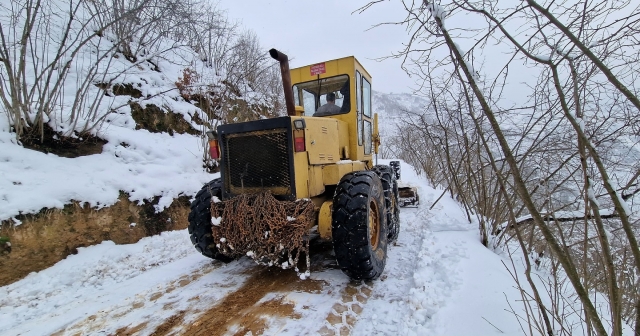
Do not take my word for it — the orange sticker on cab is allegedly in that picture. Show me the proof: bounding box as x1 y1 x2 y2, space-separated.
310 63 326 76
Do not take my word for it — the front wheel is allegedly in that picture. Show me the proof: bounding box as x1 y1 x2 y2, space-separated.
332 171 388 280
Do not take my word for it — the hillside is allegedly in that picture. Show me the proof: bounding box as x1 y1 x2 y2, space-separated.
0 0 286 286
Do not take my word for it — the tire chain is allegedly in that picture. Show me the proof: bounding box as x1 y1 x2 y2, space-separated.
211 192 315 276
373 166 400 242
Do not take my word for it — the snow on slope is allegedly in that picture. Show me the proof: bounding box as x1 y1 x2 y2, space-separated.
0 159 529 336
0 53 215 222
0 0 257 222
373 91 428 117
0 127 214 222
373 90 429 137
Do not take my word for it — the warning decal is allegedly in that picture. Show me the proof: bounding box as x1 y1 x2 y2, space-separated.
310 63 326 76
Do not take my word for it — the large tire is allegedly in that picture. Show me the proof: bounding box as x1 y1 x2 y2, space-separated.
332 171 388 280
373 165 401 243
188 178 233 262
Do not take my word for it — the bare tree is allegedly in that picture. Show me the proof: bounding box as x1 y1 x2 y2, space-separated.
362 0 640 334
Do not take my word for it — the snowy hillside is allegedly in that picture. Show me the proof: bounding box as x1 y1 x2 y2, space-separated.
372 90 430 157
373 91 429 117
0 0 278 223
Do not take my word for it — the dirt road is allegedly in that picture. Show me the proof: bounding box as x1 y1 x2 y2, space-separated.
44 236 380 336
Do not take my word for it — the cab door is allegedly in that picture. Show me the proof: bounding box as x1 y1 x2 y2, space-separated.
356 71 373 157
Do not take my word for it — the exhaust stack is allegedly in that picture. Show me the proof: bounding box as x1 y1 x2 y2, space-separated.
269 48 296 116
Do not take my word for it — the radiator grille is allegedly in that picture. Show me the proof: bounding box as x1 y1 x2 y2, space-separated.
223 128 292 196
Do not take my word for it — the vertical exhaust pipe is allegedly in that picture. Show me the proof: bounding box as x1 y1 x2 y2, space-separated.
269 48 296 116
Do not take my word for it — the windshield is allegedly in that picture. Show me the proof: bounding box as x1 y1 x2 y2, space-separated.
292 75 350 117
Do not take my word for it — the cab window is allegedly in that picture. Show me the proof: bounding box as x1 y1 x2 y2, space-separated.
362 77 372 117
293 75 350 116
356 71 362 146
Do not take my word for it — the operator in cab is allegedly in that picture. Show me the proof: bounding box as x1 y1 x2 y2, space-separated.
313 92 341 117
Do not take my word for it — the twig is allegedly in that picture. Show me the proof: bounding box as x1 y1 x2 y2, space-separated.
482 316 505 334
429 187 449 210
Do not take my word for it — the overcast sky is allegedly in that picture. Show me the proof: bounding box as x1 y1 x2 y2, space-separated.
221 0 415 94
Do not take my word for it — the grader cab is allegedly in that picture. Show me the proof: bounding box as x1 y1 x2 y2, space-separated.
188 49 400 280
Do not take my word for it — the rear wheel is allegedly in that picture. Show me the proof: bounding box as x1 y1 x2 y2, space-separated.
332 171 388 280
373 165 401 243
188 178 233 262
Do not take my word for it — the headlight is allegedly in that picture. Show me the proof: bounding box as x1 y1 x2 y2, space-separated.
293 119 306 130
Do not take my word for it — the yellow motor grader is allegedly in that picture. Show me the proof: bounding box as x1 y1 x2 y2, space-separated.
188 49 400 280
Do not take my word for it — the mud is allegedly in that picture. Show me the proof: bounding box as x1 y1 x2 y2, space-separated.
225 297 299 336
317 281 374 336
54 263 222 336
112 322 149 336
46 236 374 336
150 311 187 336
0 194 191 286
20 123 107 158
164 267 325 336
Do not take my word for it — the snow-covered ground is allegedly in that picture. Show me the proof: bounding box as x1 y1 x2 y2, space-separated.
1 160 530 336
0 127 213 222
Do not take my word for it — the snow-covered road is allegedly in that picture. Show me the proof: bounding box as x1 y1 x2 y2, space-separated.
1 166 525 336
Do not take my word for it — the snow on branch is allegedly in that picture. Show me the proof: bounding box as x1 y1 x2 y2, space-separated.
513 209 618 226
425 1 446 22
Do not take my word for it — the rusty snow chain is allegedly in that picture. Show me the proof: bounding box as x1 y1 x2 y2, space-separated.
211 192 316 278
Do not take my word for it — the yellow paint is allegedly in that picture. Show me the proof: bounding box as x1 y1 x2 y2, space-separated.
318 200 333 239
353 161 367 171
323 162 352 186
308 165 325 197
301 117 340 165
220 55 381 245
337 120 350 159
290 56 374 165
293 151 310 199
288 57 376 232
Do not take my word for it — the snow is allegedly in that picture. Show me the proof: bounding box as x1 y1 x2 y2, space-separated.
350 160 524 335
0 0 270 223
534 54 552 61
514 208 615 223
0 158 537 336
426 1 447 27
0 126 214 222
616 191 631 215
0 231 197 334
588 178 601 207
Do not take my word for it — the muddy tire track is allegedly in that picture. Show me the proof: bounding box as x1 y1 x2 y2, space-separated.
317 281 374 336
53 237 378 336
161 267 325 336
54 262 222 336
